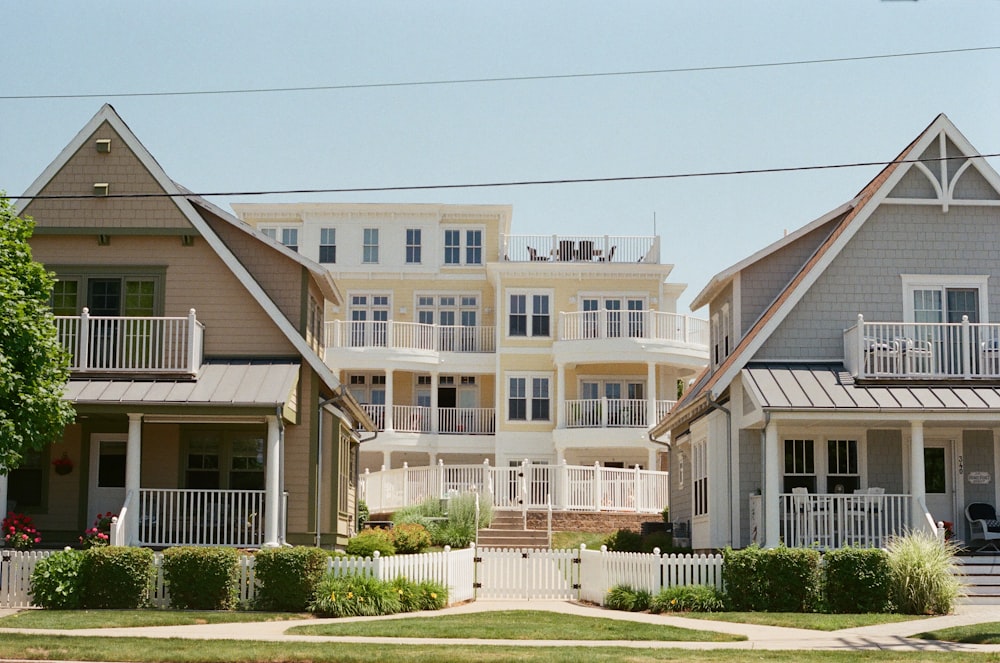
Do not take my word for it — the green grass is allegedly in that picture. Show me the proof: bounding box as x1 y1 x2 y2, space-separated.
288 610 742 641
915 621 1000 644
0 635 996 663
674 611 930 631
0 610 311 629
550 531 610 550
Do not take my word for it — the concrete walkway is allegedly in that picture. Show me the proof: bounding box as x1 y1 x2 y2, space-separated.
4 601 1000 653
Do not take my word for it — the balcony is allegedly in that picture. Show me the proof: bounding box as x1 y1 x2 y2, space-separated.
362 404 496 435
502 234 660 264
844 315 1000 379
55 309 204 375
560 310 709 346
563 398 676 428
325 321 496 353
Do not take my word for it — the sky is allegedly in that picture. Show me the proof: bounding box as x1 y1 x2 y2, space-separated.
3 2 999 315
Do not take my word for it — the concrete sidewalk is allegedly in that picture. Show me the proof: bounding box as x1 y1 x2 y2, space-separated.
4 601 1000 652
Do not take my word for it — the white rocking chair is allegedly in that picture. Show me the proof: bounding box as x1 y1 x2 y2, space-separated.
966 502 1000 553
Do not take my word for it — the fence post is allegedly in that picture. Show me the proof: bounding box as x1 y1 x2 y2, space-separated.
372 550 382 580
962 315 971 377
187 309 198 372
402 462 409 508
438 459 445 499
484 458 495 508
79 308 90 371
593 462 602 512
521 459 529 527
633 464 641 513
559 459 569 510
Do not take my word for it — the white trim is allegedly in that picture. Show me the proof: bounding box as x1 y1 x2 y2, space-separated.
504 371 554 423
504 289 554 340
900 274 990 324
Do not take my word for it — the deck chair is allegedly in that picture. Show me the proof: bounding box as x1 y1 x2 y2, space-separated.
966 502 1000 552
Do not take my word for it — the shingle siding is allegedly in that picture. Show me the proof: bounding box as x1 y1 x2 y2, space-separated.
867 429 904 493
962 430 994 541
738 429 761 546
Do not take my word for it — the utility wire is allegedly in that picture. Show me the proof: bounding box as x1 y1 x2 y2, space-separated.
8 152 999 201
2 46 998 100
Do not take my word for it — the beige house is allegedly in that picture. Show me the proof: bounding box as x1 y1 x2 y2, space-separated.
1 105 373 549
233 202 709 491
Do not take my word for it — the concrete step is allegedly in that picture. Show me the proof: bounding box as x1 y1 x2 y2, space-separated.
953 555 1000 604
477 528 549 548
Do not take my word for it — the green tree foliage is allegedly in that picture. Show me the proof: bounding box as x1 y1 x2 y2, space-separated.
0 197 74 472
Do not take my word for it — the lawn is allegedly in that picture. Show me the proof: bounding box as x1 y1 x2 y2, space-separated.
287 610 742 641
915 622 1000 644
0 610 311 629
550 530 610 550
675 611 929 631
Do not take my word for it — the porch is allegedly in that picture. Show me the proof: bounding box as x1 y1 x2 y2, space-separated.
360 460 669 515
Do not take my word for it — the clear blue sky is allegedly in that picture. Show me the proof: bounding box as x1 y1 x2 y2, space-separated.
4 1 999 314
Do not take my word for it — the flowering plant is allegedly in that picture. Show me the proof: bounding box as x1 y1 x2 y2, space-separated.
51 453 73 475
79 511 116 548
942 520 955 541
3 512 41 550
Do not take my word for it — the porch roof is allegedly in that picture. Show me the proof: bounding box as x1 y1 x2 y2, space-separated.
63 360 300 407
743 362 1000 412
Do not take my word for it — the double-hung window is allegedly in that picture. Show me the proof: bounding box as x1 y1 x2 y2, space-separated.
363 228 380 264
406 229 422 264
319 228 336 264
508 292 550 337
783 439 816 493
443 227 484 265
693 439 708 517
260 226 299 252
508 375 550 422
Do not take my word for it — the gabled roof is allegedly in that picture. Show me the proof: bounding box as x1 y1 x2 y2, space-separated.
662 113 1000 432
16 104 371 429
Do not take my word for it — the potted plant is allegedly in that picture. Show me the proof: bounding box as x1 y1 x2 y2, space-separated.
52 453 73 475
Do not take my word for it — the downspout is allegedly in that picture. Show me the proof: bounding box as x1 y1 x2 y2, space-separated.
706 397 733 548
277 406 285 546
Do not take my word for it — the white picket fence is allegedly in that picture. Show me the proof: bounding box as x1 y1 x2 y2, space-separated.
0 546 718 609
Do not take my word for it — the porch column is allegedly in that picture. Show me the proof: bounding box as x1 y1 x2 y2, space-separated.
764 419 780 548
0 473 8 516
264 415 281 547
910 420 930 533
430 372 439 433
556 363 566 428
647 362 657 428
647 447 658 472
125 413 142 545
381 450 391 469
384 369 394 432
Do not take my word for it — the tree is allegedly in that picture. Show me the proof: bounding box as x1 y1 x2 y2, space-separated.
0 195 74 472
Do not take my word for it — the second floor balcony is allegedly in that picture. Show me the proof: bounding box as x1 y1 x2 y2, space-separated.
560 310 709 347
56 309 204 375
845 315 1000 380
326 321 496 354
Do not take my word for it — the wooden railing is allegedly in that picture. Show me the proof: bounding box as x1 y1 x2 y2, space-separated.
137 488 266 547
361 460 669 514
326 321 495 353
560 310 709 347
845 315 1000 379
55 308 204 374
502 234 660 264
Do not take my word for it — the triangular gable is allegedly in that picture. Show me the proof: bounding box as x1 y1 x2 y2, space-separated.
15 105 360 419
666 114 1000 426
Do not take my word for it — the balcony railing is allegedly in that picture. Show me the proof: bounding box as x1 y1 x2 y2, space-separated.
563 398 675 428
326 321 495 353
560 310 709 347
845 315 1000 379
362 404 496 435
778 491 910 550
502 234 660 264
55 308 204 374
136 488 266 547
361 460 669 514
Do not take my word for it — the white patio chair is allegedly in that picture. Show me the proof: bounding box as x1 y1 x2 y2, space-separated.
898 337 934 375
966 502 1000 553
863 336 900 374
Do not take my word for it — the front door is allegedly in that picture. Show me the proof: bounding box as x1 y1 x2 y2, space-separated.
88 434 128 520
923 440 955 529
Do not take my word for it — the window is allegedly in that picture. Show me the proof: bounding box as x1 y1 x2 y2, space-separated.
363 228 380 264
260 226 298 252
443 226 485 265
51 281 79 316
229 435 265 490
508 293 550 337
902 275 989 375
185 429 265 491
710 304 731 367
319 228 336 264
406 229 422 264
349 294 390 347
783 439 816 492
306 295 324 353
48 271 164 316
827 439 860 493
508 375 550 421
580 296 647 339
7 450 43 510
693 440 708 517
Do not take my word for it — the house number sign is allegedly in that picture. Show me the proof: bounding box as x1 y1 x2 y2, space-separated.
968 471 991 485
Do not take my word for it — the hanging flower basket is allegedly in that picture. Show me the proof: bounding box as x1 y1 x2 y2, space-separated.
52 453 74 475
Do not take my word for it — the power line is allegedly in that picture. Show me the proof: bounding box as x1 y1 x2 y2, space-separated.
8 152 999 201
2 46 998 101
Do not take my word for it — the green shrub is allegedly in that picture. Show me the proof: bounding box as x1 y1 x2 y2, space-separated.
392 523 432 554
433 522 475 548
30 549 86 609
762 546 821 612
604 529 642 552
649 584 726 613
162 547 240 610
392 497 445 524
722 545 767 611
309 574 402 617
446 492 492 530
357 499 370 531
253 547 329 611
414 578 448 611
392 493 489 548
824 547 893 613
604 584 651 612
886 530 963 615
80 546 154 609
346 528 396 557
640 531 673 553
390 576 422 612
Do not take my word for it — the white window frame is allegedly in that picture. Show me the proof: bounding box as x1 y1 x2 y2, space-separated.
363 228 380 264
781 434 867 493
693 437 708 517
901 275 989 323
259 224 300 252
442 225 486 266
319 228 336 264
406 228 422 264
506 289 552 338
506 373 552 423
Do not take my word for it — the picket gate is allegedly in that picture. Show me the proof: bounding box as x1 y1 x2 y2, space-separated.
473 546 580 600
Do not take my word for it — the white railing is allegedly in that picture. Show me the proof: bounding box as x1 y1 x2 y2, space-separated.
578 548 724 605
560 310 709 347
55 308 204 374
393 405 431 433
656 399 677 421
325 320 496 353
845 315 1000 379
438 407 496 435
362 404 386 431
138 489 267 547
779 492 910 550
502 234 660 264
563 398 649 428
361 460 669 514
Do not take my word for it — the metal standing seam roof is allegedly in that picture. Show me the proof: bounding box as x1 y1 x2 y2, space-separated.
62 361 300 407
742 363 1000 411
